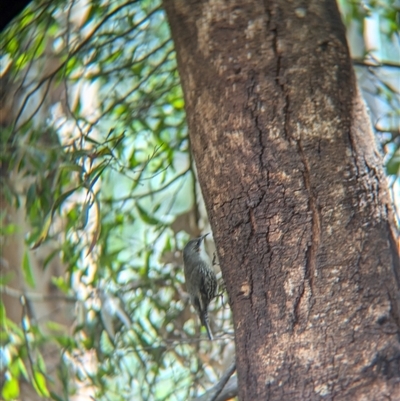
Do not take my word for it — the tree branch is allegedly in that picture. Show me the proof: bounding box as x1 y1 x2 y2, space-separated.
11 0 141 133
352 58 400 69
191 361 237 401
1 285 76 302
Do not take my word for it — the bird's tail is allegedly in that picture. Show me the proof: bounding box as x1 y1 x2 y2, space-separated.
201 311 213 340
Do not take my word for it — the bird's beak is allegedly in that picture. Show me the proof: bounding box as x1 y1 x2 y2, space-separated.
201 233 209 241
196 233 209 249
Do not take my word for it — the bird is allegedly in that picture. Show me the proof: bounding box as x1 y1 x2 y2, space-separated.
183 233 218 340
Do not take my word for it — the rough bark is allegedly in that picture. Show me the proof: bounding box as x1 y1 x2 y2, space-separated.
163 1 400 400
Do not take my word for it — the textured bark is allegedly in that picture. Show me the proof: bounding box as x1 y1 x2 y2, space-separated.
163 1 400 400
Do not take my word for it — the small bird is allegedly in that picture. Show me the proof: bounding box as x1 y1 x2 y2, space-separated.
183 233 218 340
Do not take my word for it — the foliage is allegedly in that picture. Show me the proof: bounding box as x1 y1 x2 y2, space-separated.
0 0 399 400
338 0 400 182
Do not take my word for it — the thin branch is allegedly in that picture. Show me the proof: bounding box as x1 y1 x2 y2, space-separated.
352 58 400 69
88 5 162 52
14 74 53 132
209 361 236 401
20 296 51 396
11 0 141 133
2 0 54 36
191 362 237 401
11 19 49 91
2 285 76 302
86 49 175 130
85 38 172 79
104 168 190 202
369 68 400 96
374 127 400 136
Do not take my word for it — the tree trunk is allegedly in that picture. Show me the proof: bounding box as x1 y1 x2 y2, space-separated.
163 1 400 400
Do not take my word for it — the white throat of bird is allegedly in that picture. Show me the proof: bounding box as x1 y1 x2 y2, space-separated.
198 239 211 263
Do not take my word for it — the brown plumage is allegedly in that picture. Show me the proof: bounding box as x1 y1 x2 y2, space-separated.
183 233 218 340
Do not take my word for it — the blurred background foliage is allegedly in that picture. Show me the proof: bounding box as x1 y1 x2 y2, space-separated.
0 0 399 400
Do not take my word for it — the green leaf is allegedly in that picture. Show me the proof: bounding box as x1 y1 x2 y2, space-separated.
31 213 52 249
59 163 82 173
22 251 35 288
37 354 47 374
15 54 28 70
50 391 66 401
0 223 17 236
53 187 81 211
32 187 81 249
86 163 107 193
136 204 162 225
54 334 77 348
17 358 29 380
26 183 37 212
0 301 6 324
32 371 50 397
43 248 59 269
0 272 15 286
172 98 184 109
51 277 70 294
2 377 20 400
0 330 8 342
46 321 65 332
386 152 400 175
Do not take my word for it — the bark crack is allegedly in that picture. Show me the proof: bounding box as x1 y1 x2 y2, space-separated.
248 208 256 308
292 281 306 329
275 51 290 141
297 140 321 301
266 2 290 141
247 71 266 171
347 130 360 177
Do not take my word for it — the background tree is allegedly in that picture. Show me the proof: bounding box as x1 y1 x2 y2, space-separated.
0 0 399 400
